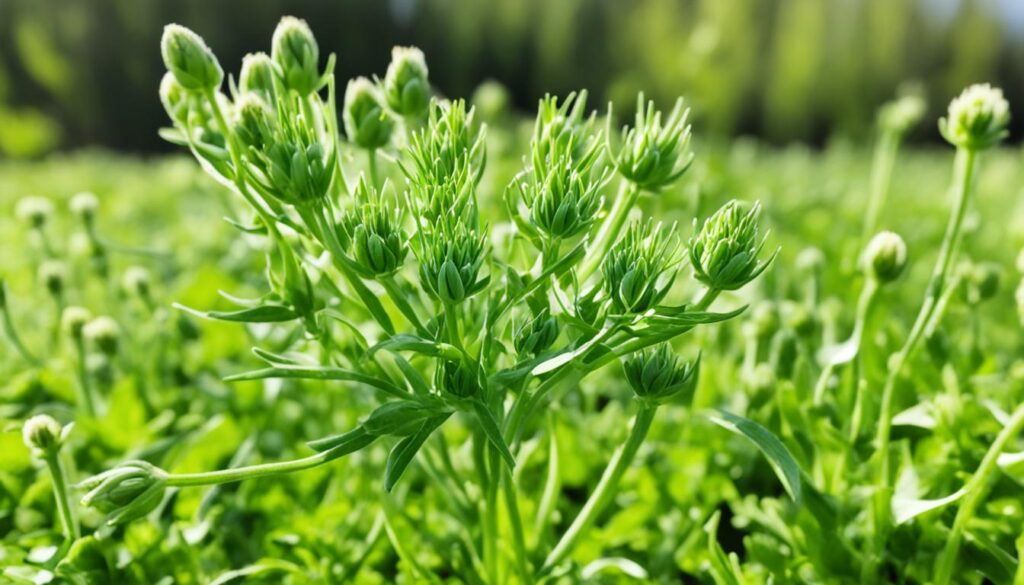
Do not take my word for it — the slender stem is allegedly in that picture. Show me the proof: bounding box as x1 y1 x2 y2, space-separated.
541 405 658 573
381 276 429 337
368 148 380 191
861 130 899 246
933 403 1024 585
444 302 464 353
871 147 977 556
501 461 531 584
1 306 40 366
72 338 97 418
44 453 79 540
167 448 335 487
812 277 879 407
579 181 639 281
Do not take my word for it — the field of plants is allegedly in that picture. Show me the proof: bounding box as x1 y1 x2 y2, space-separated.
2 16 1024 585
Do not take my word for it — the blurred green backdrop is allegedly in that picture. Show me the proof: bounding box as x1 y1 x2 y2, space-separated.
0 0 1022 157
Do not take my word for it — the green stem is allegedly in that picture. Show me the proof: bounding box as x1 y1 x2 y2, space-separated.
933 403 1024 585
381 276 429 337
502 459 531 584
167 447 338 487
871 146 977 555
1 306 40 366
541 405 658 573
72 338 97 418
579 181 639 281
368 148 380 191
861 130 899 246
44 453 79 540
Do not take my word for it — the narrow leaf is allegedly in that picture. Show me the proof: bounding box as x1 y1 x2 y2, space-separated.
224 366 407 399
472 400 516 469
705 409 803 504
384 414 450 492
174 302 297 323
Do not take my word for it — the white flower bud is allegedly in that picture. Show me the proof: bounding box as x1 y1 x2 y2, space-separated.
23 414 65 455
939 84 1010 151
16 196 54 228
84 316 120 356
62 306 92 339
862 231 908 283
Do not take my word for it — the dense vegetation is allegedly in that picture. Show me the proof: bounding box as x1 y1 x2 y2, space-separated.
3 16 1024 585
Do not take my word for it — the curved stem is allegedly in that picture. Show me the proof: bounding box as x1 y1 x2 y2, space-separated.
44 453 79 540
1 305 40 366
933 403 1024 585
541 404 657 573
73 338 97 418
579 181 639 281
870 146 977 558
167 446 337 487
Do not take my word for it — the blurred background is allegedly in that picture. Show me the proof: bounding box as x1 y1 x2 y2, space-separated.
0 0 1022 157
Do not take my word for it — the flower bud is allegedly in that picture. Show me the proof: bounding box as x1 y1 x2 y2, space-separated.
878 93 926 136
472 80 511 124
122 266 152 299
16 196 54 229
346 201 408 278
159 72 191 127
23 414 65 455
514 308 560 356
939 84 1010 151
239 52 278 103
161 24 223 93
258 112 335 205
406 100 486 190
62 306 92 340
69 191 99 223
795 247 825 275
383 46 430 119
417 219 488 305
79 460 168 526
622 344 699 404
84 316 120 356
862 231 907 283
965 262 1001 304
38 261 68 298
520 157 604 240
271 16 320 96
344 77 394 150
750 301 779 339
233 93 276 151
435 359 480 399
689 200 773 291
603 220 681 313
611 94 693 191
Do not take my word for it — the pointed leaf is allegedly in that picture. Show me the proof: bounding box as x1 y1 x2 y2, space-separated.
705 409 802 504
384 414 450 492
472 400 516 469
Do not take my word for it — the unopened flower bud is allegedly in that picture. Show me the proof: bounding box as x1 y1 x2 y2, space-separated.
84 316 120 356
795 247 825 275
514 308 560 356
16 196 54 229
159 72 191 126
62 306 92 340
38 260 68 298
435 359 480 399
522 158 604 240
69 192 99 222
383 46 430 118
939 84 1010 151
603 221 681 313
966 262 1001 304
239 52 278 103
122 266 152 299
750 301 779 339
862 231 907 283
161 24 223 93
233 93 276 151
418 220 487 305
344 190 408 278
472 80 511 124
878 93 926 136
344 77 394 150
623 344 699 404
79 460 168 526
612 94 693 191
23 414 65 455
689 200 774 291
271 16 320 96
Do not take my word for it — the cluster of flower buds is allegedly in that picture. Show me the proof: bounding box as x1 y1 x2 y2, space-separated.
610 94 693 192
939 83 1010 151
602 220 682 313
405 100 486 194
623 343 699 404
79 460 168 526
689 200 775 291
514 308 561 356
416 216 489 305
435 359 482 399
341 179 409 278
862 231 908 284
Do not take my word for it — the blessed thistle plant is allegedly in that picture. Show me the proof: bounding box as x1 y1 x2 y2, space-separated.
78 18 775 582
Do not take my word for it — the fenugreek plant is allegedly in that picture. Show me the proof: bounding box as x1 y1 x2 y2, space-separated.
71 18 789 583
